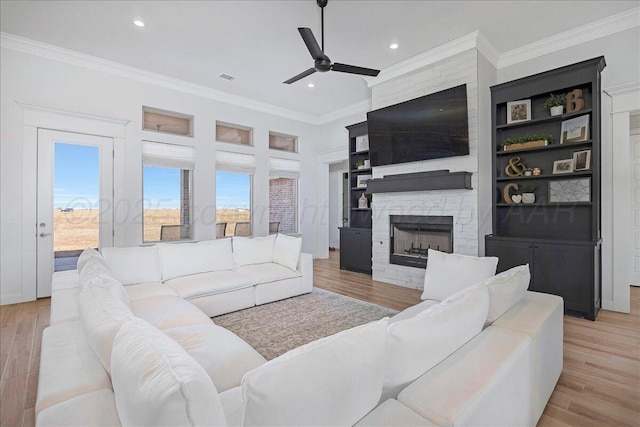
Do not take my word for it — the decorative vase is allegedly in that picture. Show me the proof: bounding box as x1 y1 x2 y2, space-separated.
524 170 532 176
358 193 368 208
522 193 536 204
549 106 564 116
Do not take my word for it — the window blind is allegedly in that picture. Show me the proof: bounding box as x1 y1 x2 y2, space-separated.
142 141 195 170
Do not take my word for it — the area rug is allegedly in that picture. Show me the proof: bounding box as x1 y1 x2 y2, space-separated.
212 288 398 360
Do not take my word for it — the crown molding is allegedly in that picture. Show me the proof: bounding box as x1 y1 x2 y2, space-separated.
315 100 369 125
498 8 640 69
604 81 640 97
1 32 319 124
16 100 130 125
604 81 640 114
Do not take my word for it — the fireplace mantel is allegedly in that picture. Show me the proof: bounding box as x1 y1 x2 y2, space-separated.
366 170 472 194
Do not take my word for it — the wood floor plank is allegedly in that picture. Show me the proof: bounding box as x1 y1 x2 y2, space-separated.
0 374 28 427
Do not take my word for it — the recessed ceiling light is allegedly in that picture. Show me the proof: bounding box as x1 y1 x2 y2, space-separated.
134 20 145 27
389 43 399 50
308 83 315 88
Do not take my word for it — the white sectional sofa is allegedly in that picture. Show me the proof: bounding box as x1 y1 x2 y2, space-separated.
37 245 563 427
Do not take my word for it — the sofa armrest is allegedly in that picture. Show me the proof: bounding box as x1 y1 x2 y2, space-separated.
298 252 313 293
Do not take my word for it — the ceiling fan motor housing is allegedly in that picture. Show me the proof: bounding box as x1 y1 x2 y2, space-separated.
315 58 332 72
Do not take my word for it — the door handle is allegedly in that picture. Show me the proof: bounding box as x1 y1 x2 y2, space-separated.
39 233 52 237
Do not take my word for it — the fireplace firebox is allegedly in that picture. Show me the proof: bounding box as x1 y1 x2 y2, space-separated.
390 215 453 268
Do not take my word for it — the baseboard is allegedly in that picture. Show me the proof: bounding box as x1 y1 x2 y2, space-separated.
0 293 23 306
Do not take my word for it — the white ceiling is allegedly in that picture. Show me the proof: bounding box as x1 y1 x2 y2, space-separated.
1 1 638 118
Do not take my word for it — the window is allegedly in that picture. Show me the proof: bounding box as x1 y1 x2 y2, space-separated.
269 132 298 153
142 141 194 242
216 121 252 146
269 157 300 234
215 150 255 237
216 171 252 236
142 106 193 137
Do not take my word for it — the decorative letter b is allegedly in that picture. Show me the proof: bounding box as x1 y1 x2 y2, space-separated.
566 89 584 113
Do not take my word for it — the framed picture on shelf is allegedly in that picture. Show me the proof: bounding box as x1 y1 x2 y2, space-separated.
552 159 574 174
549 178 591 203
561 114 589 144
506 99 531 124
355 135 369 152
357 174 372 188
572 149 591 171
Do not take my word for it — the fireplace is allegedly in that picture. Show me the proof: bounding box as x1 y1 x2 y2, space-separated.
390 215 453 268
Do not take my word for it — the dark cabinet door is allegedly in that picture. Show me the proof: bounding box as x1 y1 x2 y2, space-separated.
533 243 593 315
340 228 372 274
485 237 535 290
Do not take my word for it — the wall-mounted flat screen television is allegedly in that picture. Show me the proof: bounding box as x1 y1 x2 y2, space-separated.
366 84 469 167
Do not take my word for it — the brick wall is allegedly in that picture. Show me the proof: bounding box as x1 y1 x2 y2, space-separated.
370 49 480 289
269 178 296 234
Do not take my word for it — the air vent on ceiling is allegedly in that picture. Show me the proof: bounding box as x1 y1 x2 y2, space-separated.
218 73 235 81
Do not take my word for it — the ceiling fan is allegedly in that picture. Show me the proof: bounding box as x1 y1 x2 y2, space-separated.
283 0 380 84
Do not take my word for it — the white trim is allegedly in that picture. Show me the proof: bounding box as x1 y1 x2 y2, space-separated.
498 8 640 69
2 32 318 124
315 100 371 125
605 82 640 113
475 31 501 67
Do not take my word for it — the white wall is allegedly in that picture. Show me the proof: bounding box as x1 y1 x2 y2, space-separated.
0 47 320 304
498 26 640 313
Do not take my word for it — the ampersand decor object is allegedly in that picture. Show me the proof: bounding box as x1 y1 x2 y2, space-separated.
505 157 526 177
503 183 519 204
566 89 584 113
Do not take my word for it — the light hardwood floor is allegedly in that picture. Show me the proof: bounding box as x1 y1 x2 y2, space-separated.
1 252 638 427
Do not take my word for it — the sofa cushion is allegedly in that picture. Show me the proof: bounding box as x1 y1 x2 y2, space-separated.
421 249 498 301
101 245 162 285
80 265 131 308
388 300 439 325
354 399 436 427
158 239 234 281
235 262 301 285
398 327 532 427
241 318 388 427
382 284 489 401
78 280 135 374
36 389 121 427
165 270 255 300
130 295 213 330
50 288 80 325
163 323 266 392
124 281 178 301
219 387 243 427
272 233 302 271
76 247 105 274
51 270 80 291
36 322 112 413
78 259 111 286
483 264 531 325
232 235 276 268
110 318 227 427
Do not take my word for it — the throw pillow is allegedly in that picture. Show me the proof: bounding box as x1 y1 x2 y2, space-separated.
242 318 389 426
232 235 276 268
158 239 234 281
78 280 135 373
101 245 162 285
382 284 489 401
483 264 531 325
421 249 498 301
76 247 105 274
272 234 302 271
111 318 227 427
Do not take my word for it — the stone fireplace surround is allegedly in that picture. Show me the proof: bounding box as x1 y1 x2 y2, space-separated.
390 215 453 269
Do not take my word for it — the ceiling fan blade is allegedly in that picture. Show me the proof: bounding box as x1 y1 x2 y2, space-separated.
298 27 326 60
283 68 317 84
332 63 380 77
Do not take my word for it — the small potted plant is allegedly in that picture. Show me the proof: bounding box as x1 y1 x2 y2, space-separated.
524 168 533 176
543 93 566 116
355 160 365 170
521 184 536 204
501 134 553 151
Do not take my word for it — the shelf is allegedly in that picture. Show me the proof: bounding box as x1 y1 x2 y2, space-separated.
496 140 592 156
350 168 372 173
350 151 369 155
496 108 592 130
351 208 372 211
496 202 592 207
351 186 368 191
496 171 592 181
